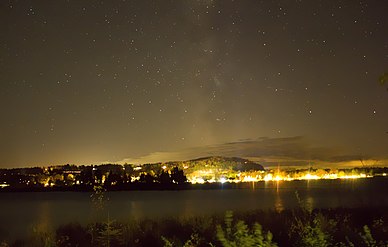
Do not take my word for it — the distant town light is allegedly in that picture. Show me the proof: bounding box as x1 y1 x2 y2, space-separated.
303 174 319 180
264 174 273 181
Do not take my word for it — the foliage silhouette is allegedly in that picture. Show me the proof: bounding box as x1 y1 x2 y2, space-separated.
216 211 277 247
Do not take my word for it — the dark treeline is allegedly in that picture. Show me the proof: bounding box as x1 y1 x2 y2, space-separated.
1 163 388 192
0 164 190 192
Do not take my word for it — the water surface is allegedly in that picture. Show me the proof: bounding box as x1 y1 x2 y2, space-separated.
1 177 387 240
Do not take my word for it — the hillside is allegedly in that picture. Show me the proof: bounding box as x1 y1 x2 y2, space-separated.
164 156 264 183
180 156 264 171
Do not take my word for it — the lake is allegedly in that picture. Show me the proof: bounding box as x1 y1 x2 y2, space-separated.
1 177 388 241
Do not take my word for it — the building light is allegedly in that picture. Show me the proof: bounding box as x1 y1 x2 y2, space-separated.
264 174 273 181
306 174 316 179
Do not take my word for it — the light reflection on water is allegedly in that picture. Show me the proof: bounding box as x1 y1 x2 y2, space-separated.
274 193 284 213
130 201 144 219
0 177 387 240
305 196 314 213
34 201 52 233
274 180 284 213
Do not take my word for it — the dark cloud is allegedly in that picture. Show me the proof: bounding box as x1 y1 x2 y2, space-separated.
119 136 386 167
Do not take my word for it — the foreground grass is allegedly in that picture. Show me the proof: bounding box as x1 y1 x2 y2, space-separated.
1 205 388 247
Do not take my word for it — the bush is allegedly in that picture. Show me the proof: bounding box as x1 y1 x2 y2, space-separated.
216 211 277 247
4 207 388 247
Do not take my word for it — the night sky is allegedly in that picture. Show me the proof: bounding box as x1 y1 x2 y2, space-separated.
1 0 387 168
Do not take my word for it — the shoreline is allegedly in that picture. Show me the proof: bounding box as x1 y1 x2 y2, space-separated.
1 175 387 193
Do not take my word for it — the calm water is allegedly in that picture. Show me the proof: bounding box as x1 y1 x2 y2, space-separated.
1 177 388 240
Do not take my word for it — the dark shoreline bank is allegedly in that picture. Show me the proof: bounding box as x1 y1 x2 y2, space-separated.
1 176 387 193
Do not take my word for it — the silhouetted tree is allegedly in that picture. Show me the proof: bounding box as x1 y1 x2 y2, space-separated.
158 171 172 184
171 167 187 184
80 167 94 185
94 169 103 184
104 172 123 187
139 173 155 184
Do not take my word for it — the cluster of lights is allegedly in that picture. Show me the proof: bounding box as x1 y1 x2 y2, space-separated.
188 172 373 184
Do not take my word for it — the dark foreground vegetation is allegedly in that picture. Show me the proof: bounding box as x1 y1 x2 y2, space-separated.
2 204 388 247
